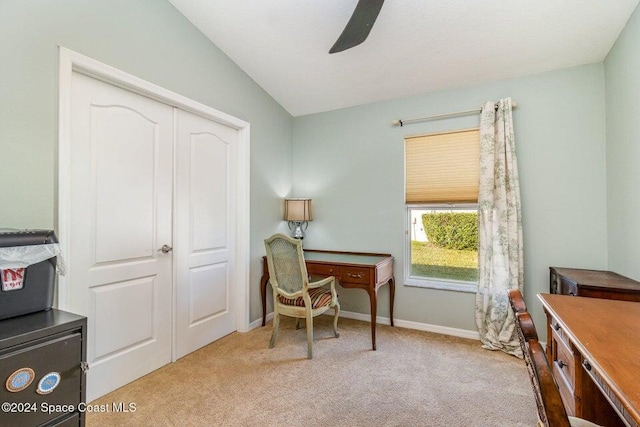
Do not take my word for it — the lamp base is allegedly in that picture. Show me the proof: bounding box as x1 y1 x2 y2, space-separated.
288 221 308 240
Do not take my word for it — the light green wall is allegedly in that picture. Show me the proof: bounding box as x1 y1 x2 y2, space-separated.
605 4 640 281
0 0 293 322
1 0 627 335
292 64 608 333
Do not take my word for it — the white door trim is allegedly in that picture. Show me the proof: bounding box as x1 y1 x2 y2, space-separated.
57 47 251 338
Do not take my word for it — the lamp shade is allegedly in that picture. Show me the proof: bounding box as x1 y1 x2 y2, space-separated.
284 198 312 221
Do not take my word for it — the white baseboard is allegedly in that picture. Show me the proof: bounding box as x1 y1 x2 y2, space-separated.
250 309 479 341
248 312 274 330
335 310 481 341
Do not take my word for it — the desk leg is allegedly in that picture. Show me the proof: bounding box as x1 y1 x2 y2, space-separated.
260 275 268 327
389 277 395 327
368 287 378 351
368 278 395 350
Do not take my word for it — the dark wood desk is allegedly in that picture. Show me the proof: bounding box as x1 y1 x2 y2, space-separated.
538 294 640 427
261 250 394 350
550 267 640 301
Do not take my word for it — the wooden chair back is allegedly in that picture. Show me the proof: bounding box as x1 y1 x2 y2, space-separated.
518 316 571 427
264 234 307 295
515 311 538 342
508 289 539 341
508 289 572 427
508 288 528 314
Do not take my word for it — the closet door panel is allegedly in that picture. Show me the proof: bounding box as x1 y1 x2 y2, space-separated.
175 109 238 359
69 72 173 402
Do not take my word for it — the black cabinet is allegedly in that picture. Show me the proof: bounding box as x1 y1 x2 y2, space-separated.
0 309 86 427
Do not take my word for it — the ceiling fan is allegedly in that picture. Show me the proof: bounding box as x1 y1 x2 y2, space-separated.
329 0 385 54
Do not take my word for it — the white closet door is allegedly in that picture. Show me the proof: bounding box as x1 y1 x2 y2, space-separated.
175 109 237 359
69 72 173 401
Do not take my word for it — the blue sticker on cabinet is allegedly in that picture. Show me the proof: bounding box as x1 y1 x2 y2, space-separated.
36 372 61 395
6 368 35 392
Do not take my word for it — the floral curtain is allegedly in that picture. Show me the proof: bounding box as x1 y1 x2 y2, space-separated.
475 97 524 357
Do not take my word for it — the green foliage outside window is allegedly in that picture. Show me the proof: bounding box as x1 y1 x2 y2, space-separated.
422 212 478 251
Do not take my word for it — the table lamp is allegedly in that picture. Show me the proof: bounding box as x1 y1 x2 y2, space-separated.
284 198 312 240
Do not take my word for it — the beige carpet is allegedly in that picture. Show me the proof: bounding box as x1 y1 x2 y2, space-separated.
87 317 537 426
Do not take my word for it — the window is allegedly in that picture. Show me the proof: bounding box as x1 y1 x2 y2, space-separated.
404 129 480 292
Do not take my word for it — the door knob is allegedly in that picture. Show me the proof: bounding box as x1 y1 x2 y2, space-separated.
158 244 173 254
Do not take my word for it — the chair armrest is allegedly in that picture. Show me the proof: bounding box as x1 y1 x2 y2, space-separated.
275 288 303 299
308 276 338 304
307 276 340 307
308 276 335 289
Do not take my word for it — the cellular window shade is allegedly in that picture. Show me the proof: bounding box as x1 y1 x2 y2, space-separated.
405 129 480 204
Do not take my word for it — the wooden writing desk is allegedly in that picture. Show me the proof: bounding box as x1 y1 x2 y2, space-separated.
261 250 394 350
538 293 640 427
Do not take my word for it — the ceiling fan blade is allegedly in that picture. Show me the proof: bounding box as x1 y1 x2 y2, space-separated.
329 0 385 54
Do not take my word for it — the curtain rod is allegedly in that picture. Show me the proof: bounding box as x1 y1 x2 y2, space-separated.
392 101 518 127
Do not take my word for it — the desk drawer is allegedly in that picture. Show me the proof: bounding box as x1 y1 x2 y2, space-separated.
552 332 576 390
340 267 370 285
550 318 571 349
555 369 576 416
307 263 340 277
551 333 577 416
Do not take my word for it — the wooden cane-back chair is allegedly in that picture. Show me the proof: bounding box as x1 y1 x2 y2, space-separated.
264 234 340 359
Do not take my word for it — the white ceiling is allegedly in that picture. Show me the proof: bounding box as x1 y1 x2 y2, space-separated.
168 0 639 117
